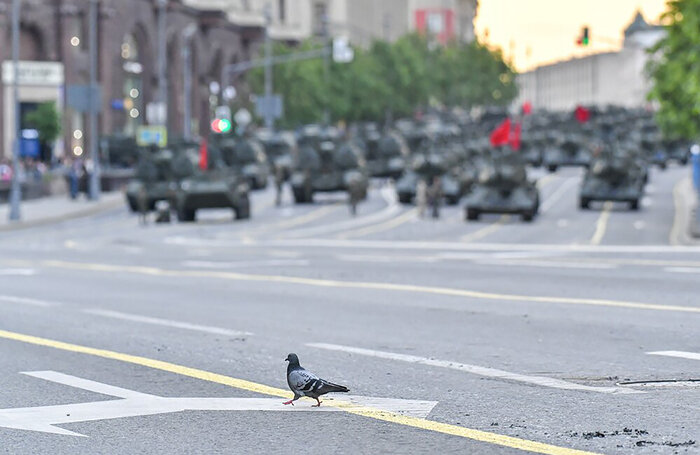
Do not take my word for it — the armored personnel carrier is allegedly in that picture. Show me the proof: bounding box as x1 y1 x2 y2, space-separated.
125 146 177 213
579 147 645 211
464 149 540 222
256 130 296 181
395 151 462 206
214 136 269 190
364 132 410 179
543 133 591 172
290 129 368 204
172 142 251 222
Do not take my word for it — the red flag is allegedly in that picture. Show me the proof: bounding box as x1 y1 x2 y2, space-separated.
509 122 522 151
199 139 208 170
522 102 533 116
490 118 511 147
575 105 590 124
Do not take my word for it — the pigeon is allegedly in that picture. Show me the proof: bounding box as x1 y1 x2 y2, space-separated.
283 353 349 407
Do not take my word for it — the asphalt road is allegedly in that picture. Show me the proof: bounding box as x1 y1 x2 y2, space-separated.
0 164 698 454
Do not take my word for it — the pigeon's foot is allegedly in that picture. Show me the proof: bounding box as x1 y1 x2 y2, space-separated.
283 400 294 406
312 399 322 407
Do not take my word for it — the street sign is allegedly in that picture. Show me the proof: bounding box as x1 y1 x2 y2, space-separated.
333 37 355 64
146 102 166 125
255 95 283 120
66 84 102 113
0 371 438 437
136 125 167 147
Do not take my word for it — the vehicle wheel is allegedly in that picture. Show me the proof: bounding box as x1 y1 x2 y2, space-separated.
659 162 667 170
522 211 534 222
446 196 459 206
177 207 196 222
293 187 309 204
466 208 479 221
126 197 139 213
398 193 412 204
680 156 689 166
630 199 640 211
579 197 590 210
547 164 558 173
235 196 251 220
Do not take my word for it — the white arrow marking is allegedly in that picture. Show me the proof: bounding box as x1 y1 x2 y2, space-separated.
0 371 437 437
0 269 36 276
648 351 700 361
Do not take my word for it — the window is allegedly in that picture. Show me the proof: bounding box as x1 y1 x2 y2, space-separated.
278 0 286 23
313 1 327 36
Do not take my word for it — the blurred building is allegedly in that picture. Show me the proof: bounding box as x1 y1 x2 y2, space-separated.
0 0 263 162
185 0 479 46
515 12 665 112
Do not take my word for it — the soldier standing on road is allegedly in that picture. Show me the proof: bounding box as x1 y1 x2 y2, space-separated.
416 178 428 218
137 185 149 226
428 176 442 219
274 164 285 206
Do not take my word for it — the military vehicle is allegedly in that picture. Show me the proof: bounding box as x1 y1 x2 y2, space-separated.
665 139 690 165
543 133 591 172
579 148 645 211
256 130 296 181
290 128 368 204
214 136 269 190
520 132 544 167
172 142 251 222
125 146 178 213
464 149 540 222
395 151 462 206
364 131 410 179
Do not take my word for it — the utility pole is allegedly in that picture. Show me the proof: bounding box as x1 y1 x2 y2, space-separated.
8 0 21 221
87 0 100 200
263 2 274 130
157 0 168 130
182 24 197 140
322 12 330 126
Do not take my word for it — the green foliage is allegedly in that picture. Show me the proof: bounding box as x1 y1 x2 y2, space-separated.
24 102 61 143
248 34 517 127
648 0 700 139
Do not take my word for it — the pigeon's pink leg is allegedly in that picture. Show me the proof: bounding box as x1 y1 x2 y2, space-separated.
312 398 322 407
283 400 295 406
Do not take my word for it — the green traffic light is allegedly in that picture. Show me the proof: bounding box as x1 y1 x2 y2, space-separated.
219 119 232 133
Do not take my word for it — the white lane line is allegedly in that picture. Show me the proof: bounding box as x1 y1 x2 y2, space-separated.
336 208 417 239
664 267 700 274
460 215 509 243
540 177 578 214
282 187 400 238
181 259 310 269
0 295 61 307
0 268 37 276
336 254 437 264
83 309 252 337
309 343 641 395
648 351 700 361
590 201 613 245
474 260 617 270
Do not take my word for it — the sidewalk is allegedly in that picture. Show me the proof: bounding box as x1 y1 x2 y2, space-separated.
673 177 700 245
0 191 125 231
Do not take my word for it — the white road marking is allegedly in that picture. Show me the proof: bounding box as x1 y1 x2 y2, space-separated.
0 295 61 307
664 267 700 274
641 196 653 208
540 177 578 214
590 202 613 245
337 254 437 264
83 309 252 337
557 219 569 228
633 221 645 230
337 208 417 239
647 351 700 361
460 215 509 243
0 268 36 276
181 259 310 269
474 260 617 270
309 343 641 395
6 371 437 437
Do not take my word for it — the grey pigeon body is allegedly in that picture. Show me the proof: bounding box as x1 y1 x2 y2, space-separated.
283 353 349 407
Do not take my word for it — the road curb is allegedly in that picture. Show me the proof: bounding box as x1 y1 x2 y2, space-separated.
0 194 124 232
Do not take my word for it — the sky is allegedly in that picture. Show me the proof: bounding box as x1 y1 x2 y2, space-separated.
474 0 669 72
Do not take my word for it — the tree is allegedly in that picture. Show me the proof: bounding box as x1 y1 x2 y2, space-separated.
24 101 62 144
647 0 700 139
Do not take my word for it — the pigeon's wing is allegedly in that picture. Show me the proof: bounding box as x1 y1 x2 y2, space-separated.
313 378 349 396
288 368 319 396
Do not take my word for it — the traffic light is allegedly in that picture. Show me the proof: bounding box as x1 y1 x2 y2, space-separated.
210 118 232 134
577 26 590 46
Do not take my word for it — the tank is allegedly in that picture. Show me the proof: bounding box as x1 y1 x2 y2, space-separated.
124 146 178 213
579 148 645 210
543 133 591 172
290 131 368 204
172 142 251 222
395 151 462 206
257 130 296 181
464 149 540 222
214 136 269 190
365 132 409 178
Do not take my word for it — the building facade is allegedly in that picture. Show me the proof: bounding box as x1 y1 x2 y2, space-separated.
0 0 263 162
515 12 665 112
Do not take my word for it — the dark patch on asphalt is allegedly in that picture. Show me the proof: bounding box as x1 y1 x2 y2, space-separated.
570 428 649 439
636 440 696 448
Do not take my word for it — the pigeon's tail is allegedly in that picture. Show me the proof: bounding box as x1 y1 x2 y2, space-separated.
321 381 349 394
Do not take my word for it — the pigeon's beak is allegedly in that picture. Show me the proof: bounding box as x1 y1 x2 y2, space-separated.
285 356 290 362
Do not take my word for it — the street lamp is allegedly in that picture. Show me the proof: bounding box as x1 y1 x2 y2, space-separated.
8 0 21 221
182 24 197 140
157 0 168 130
88 0 100 200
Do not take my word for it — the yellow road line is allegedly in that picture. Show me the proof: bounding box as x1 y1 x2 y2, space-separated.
21 259 700 314
0 329 599 455
336 209 418 239
590 202 612 245
461 215 510 243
